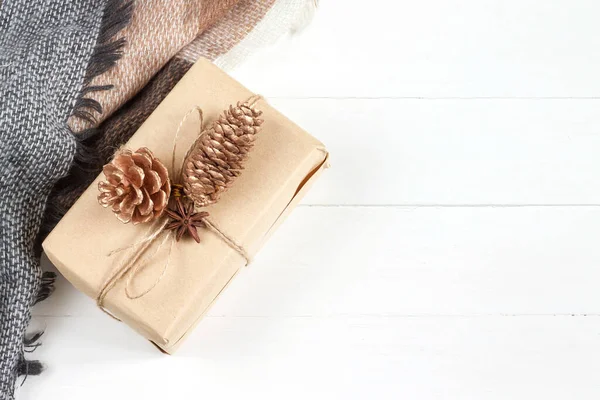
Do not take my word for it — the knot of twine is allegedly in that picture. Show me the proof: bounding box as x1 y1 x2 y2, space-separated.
96 95 262 318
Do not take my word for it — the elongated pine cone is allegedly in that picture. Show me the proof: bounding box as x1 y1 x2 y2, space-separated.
182 101 264 207
98 147 171 224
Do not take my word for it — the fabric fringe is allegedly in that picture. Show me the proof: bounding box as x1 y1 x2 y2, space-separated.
34 272 57 305
289 0 319 34
35 0 133 258
16 359 43 378
214 0 319 71
71 0 133 126
23 332 44 351
16 332 45 386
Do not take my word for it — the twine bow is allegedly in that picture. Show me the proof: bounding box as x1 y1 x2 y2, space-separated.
96 95 262 318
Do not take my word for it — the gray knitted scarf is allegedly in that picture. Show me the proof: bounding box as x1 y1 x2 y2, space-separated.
0 0 130 397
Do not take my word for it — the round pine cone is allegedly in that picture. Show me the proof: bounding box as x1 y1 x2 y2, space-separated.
98 147 171 224
182 101 263 207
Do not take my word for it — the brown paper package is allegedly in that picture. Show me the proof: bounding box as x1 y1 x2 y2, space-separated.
43 58 329 353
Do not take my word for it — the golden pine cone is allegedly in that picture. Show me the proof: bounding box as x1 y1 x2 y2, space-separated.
182 101 263 207
98 147 171 224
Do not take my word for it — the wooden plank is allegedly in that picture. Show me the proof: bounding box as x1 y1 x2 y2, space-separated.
21 315 600 399
232 0 600 98
37 206 600 318
268 98 600 205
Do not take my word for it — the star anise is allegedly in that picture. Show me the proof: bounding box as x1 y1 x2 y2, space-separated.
165 197 209 243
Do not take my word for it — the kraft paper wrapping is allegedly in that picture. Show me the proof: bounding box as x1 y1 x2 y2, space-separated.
43 58 328 353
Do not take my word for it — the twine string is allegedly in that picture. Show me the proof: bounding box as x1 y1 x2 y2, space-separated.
124 229 175 300
172 106 204 180
96 95 263 314
204 219 251 264
96 218 169 315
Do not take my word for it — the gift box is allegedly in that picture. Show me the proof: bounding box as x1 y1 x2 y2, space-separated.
43 58 329 353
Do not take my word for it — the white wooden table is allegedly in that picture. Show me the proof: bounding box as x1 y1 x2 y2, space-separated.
25 1 600 398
